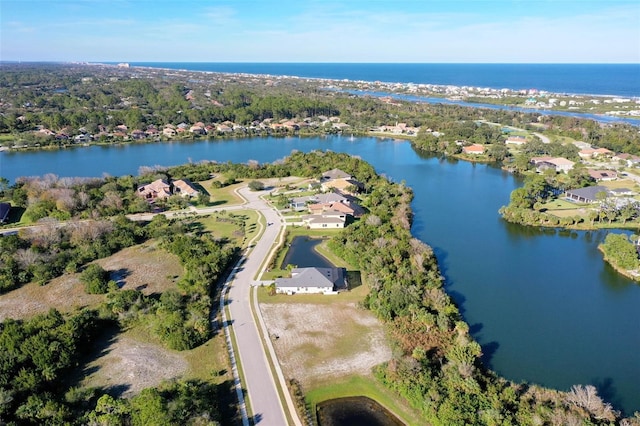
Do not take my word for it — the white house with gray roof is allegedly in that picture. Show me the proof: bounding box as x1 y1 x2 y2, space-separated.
275 267 346 295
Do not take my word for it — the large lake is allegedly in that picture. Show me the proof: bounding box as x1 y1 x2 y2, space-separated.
1 136 639 414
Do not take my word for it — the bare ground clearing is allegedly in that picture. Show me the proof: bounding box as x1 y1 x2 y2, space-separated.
79 331 189 398
0 241 182 321
260 302 391 389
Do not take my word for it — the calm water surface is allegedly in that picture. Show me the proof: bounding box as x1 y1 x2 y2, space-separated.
1 136 639 414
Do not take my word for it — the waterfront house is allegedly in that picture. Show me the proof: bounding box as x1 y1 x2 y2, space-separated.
565 186 609 203
162 127 177 138
462 144 485 155
275 267 346 295
172 178 200 197
137 179 171 202
321 177 363 194
531 156 575 173
321 168 352 181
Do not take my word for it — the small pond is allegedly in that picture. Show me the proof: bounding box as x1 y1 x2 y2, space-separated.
316 396 405 426
281 236 332 269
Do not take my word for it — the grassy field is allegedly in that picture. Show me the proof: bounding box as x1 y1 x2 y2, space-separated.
0 241 183 321
198 210 262 248
198 178 247 206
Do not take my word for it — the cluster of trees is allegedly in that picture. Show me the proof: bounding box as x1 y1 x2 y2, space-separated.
324 161 630 424
151 215 237 350
599 233 640 273
0 307 232 424
500 173 640 229
0 216 144 292
4 63 639 160
0 309 105 424
0 213 240 424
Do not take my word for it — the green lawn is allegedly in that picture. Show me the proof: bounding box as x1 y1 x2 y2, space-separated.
198 210 262 248
197 178 246 206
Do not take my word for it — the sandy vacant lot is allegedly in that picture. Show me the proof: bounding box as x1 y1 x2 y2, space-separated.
260 302 391 388
79 333 189 398
0 242 182 321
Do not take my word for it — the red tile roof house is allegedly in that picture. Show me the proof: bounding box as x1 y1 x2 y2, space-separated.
588 170 618 181
462 144 485 154
578 148 614 159
136 179 171 202
172 179 200 197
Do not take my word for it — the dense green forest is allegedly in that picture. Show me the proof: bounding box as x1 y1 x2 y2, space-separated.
1 63 639 157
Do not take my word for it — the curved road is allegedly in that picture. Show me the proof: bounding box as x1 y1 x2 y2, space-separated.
226 187 290 425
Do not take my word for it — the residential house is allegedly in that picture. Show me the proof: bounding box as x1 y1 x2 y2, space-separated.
163 127 177 138
137 179 171 202
612 153 640 167
189 125 206 135
505 135 527 145
462 144 485 155
308 200 364 218
173 179 200 197
609 188 635 196
289 196 314 211
321 178 363 194
131 130 146 140
321 169 352 181
74 134 91 143
0 203 10 223
315 192 349 205
531 156 575 173
588 170 618 181
565 186 609 203
275 267 346 295
578 148 614 159
302 210 347 229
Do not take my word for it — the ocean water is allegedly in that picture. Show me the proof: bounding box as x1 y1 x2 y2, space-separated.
129 63 640 97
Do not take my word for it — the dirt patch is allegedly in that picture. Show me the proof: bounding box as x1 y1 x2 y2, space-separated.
0 242 182 321
80 333 188 398
260 302 391 388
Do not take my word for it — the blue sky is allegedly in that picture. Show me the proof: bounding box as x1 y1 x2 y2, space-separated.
1 0 639 63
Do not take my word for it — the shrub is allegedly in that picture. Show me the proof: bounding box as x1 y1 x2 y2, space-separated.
80 264 113 294
248 180 265 191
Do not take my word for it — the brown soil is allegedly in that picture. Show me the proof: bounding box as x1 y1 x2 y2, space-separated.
79 331 188 398
259 302 391 388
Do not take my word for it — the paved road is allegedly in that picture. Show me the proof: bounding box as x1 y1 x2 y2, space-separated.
227 187 289 425
533 132 551 144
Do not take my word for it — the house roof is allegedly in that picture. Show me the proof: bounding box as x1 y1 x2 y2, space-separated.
275 267 344 289
565 185 609 202
138 179 171 198
315 192 347 204
463 144 485 153
173 178 199 195
321 168 352 181
588 170 617 180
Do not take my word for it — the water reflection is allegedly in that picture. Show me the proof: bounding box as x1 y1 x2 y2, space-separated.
316 397 404 426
